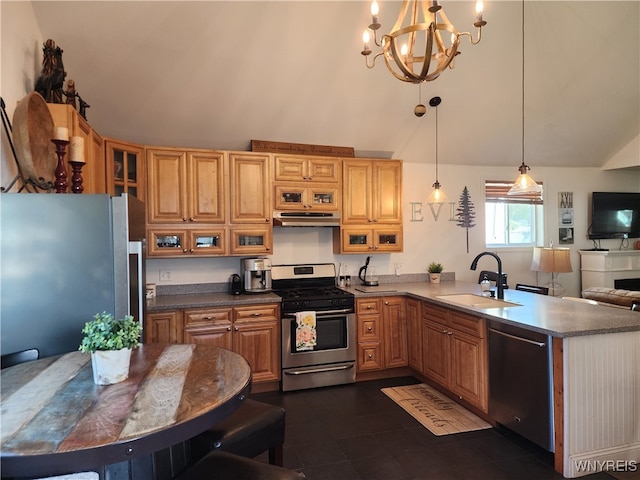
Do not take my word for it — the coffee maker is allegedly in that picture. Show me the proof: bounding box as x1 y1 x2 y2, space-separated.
241 258 272 293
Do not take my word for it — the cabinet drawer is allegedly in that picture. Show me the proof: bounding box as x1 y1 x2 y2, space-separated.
357 298 382 314
450 311 485 338
358 316 381 342
184 308 232 327
234 304 279 322
422 301 449 325
358 343 384 371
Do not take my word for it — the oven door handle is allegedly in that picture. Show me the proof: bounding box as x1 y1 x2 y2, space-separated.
284 363 354 375
284 308 353 318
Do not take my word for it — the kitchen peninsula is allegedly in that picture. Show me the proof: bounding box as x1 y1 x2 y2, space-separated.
146 280 640 478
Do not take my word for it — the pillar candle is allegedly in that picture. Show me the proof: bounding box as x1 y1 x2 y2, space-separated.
53 126 69 141
69 136 85 163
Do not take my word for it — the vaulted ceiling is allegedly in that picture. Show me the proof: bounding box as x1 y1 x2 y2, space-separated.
28 1 639 168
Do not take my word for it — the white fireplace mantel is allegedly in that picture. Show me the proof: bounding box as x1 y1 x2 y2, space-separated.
578 250 640 290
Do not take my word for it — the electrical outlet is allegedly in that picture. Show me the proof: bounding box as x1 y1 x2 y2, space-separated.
394 263 402 276
159 269 172 281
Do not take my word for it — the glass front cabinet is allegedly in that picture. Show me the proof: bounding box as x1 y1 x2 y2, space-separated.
274 185 340 211
337 227 403 253
148 229 226 256
105 138 145 200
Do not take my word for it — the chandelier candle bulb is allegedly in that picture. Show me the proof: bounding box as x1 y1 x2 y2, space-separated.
69 136 85 163
53 126 69 141
475 1 484 22
371 0 379 24
363 30 370 51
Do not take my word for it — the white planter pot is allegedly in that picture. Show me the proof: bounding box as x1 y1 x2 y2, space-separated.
91 348 132 385
429 273 441 284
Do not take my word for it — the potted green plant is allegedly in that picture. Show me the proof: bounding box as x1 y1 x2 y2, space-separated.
428 262 444 284
79 312 141 385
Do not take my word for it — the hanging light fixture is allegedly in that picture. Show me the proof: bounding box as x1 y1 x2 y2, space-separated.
508 0 542 196
427 96 447 205
360 1 486 86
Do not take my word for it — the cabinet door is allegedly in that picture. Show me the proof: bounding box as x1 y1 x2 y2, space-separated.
307 157 340 183
148 229 188 256
183 307 233 349
229 226 272 256
233 321 279 382
422 319 449 387
450 330 488 412
229 152 271 223
188 229 226 255
373 160 402 223
147 148 187 223
339 228 374 253
342 160 373 224
105 138 144 199
382 297 407 369
406 298 423 372
188 151 226 223
373 228 403 253
145 310 182 344
307 185 340 211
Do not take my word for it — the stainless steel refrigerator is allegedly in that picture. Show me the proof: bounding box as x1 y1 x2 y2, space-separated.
1 193 146 358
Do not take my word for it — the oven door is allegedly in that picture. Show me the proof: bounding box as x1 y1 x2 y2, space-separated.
281 309 356 369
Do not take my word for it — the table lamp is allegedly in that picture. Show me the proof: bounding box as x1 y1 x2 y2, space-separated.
530 247 573 296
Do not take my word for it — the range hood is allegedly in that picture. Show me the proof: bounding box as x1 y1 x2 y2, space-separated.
273 211 340 227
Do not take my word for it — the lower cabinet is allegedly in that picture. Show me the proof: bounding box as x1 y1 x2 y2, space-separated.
406 297 422 371
146 303 280 384
356 296 408 372
421 302 488 413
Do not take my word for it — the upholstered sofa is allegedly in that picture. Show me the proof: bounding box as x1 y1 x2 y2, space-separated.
581 287 640 309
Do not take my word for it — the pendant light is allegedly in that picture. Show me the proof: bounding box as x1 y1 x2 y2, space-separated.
508 0 542 196
427 96 448 204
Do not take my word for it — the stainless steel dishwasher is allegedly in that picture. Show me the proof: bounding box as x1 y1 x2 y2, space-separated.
488 321 554 452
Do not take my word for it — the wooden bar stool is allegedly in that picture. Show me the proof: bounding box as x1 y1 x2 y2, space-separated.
190 399 285 466
177 451 304 480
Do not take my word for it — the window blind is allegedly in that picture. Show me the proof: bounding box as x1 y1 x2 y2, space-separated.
485 180 543 205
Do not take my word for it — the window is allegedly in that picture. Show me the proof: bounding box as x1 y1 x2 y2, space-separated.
485 180 543 248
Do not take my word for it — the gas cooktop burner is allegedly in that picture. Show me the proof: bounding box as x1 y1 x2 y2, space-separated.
275 286 350 300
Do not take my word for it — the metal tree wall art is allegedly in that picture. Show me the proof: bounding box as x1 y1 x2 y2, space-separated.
456 186 476 253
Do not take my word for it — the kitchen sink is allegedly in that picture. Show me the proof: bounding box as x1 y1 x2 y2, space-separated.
436 294 521 309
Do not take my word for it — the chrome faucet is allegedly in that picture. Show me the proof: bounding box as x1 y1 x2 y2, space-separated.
470 252 504 299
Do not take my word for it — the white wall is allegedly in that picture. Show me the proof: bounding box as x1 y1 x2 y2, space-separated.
1 1 42 191
3 2 639 297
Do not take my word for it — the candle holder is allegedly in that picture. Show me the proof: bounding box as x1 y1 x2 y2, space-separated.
52 138 69 193
69 161 85 194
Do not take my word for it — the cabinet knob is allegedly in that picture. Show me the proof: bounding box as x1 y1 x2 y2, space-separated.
367 326 372 331
368 354 373 359
189 217 194 222
182 218 187 222
251 313 262 317
182 249 188 253
384 301 389 305
204 316 212 320
266 246 271 251
442 329 448 334
234 326 239 331
227 326 231 331
374 246 379 250
447 330 453 335
189 249 194 253
265 217 270 223
367 305 372 309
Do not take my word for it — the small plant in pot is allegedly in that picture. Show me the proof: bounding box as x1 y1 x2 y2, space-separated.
428 262 444 284
79 312 141 385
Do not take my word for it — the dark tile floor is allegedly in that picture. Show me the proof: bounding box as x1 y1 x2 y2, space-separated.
252 376 632 480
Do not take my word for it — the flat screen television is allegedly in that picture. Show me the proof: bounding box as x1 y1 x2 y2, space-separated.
588 192 640 240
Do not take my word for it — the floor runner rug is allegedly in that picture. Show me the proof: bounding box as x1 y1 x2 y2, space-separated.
381 383 492 436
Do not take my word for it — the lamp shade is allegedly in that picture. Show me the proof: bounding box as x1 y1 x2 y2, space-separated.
530 247 573 273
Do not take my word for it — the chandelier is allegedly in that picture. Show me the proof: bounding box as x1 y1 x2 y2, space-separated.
360 0 487 84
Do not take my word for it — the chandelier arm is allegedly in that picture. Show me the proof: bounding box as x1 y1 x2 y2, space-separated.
457 27 483 46
364 51 386 70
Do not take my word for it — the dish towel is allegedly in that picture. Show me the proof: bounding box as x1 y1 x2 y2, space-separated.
295 311 317 351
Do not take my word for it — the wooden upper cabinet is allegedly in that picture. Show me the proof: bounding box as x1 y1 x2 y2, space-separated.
104 138 144 200
342 159 402 225
146 148 226 224
229 152 271 224
47 104 107 194
187 151 226 223
274 155 340 183
147 148 187 223
373 160 402 223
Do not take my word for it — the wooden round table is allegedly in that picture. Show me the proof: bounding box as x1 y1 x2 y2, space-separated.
1 344 252 479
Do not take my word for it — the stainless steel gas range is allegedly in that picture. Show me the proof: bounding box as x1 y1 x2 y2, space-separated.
272 263 356 392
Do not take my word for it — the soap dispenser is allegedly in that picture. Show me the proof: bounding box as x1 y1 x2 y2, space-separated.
480 274 491 296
